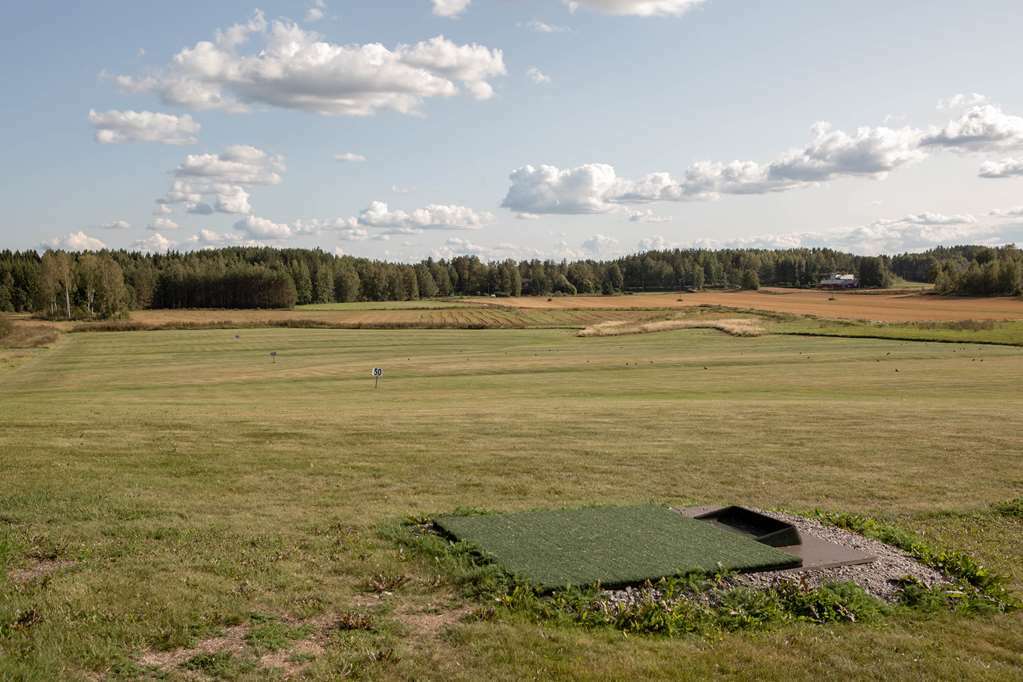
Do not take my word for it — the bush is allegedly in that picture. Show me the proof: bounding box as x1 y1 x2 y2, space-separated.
0 316 12 340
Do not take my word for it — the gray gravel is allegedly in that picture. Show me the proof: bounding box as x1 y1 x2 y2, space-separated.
728 510 947 602
601 510 948 607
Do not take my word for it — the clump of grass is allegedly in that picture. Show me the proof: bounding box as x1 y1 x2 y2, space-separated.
364 573 410 594
336 611 375 632
0 317 12 340
993 498 1023 518
182 652 236 676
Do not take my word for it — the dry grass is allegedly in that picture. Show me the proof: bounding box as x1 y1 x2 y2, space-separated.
578 317 764 338
0 319 61 349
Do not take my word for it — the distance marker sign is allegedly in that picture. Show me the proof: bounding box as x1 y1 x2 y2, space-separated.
372 367 383 388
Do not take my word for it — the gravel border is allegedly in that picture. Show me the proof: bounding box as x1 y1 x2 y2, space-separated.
602 510 948 607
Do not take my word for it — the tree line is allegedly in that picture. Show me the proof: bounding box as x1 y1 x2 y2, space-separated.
890 245 1023 296
0 245 911 319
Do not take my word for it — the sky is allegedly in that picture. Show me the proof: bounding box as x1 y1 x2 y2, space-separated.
3 0 1023 261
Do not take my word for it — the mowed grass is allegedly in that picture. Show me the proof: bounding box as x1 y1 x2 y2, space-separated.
773 317 1023 346
2 327 1023 679
435 505 800 589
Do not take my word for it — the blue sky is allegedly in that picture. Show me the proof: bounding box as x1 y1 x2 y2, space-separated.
3 0 1023 260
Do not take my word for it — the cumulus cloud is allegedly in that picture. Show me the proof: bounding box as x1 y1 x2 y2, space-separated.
356 201 493 230
581 233 621 257
175 145 285 185
990 206 1023 218
564 0 705 17
920 104 1023 152
89 109 200 145
148 217 180 231
42 231 107 251
133 233 175 253
978 158 1023 178
113 11 504 116
156 145 279 216
335 152 366 162
527 67 552 85
937 93 990 110
502 164 621 214
433 0 471 18
305 0 326 22
234 215 292 239
637 235 672 251
628 209 672 223
99 220 131 230
503 121 927 214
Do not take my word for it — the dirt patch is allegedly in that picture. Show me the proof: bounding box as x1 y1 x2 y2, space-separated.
7 559 74 584
139 625 250 671
394 605 473 640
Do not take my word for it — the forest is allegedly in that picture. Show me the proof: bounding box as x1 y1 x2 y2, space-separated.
0 243 1018 319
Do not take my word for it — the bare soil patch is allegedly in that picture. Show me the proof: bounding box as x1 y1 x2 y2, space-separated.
578 318 764 338
7 559 75 584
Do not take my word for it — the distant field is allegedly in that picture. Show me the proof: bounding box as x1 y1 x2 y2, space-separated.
123 306 673 330
298 300 473 311
476 289 1023 322
2 326 1022 679
774 318 1023 346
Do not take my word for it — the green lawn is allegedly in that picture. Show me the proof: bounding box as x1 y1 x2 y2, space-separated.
297 299 477 311
773 317 1023 346
435 505 799 589
2 327 1022 680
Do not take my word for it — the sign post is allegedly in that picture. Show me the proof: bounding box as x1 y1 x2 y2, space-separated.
271 351 278 364
372 367 383 389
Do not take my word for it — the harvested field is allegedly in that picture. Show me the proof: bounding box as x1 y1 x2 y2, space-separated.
475 289 1023 322
120 306 667 331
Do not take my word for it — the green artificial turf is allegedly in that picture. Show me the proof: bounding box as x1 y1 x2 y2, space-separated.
435 505 801 590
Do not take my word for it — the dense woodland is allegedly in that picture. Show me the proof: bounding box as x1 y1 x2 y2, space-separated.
0 244 1018 319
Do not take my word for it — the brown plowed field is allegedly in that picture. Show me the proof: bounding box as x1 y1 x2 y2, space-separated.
475 289 1023 322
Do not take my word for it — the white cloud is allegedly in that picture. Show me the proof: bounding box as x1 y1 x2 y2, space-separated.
153 204 173 216
628 209 672 223
767 122 925 182
504 121 927 214
175 145 285 185
937 93 989 110
527 67 552 85
334 246 346 257
565 0 705 17
921 105 1023 152
520 20 569 33
637 235 672 251
133 233 174 253
357 201 493 230
502 164 621 214
114 12 504 116
990 206 1023 218
88 109 200 145
99 220 131 230
305 0 326 22
873 212 976 226
581 233 621 257
42 231 107 251
148 217 180 231
391 184 414 194
979 158 1023 178
432 0 471 18
335 152 367 162
234 215 292 239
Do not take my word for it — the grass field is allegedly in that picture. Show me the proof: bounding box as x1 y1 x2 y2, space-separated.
435 506 800 589
2 325 1023 679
